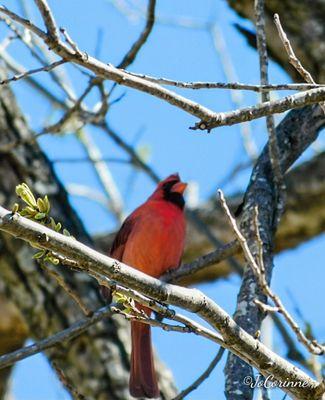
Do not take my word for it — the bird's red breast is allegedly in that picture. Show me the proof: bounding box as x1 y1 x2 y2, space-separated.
121 199 185 277
110 173 186 277
107 173 187 398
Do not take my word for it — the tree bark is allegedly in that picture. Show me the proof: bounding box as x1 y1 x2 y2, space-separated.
0 78 176 399
0 296 28 400
227 0 325 82
224 103 324 398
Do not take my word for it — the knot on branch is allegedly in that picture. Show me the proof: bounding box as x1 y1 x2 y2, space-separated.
111 260 121 277
189 121 211 132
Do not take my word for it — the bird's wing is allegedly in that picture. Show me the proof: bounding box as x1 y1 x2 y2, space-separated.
110 214 138 261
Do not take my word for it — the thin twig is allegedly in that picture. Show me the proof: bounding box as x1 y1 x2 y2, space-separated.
43 80 95 134
1 5 325 131
162 240 240 283
274 13 325 114
118 0 156 69
77 130 124 222
0 305 112 370
51 156 129 164
218 189 324 356
60 27 84 58
39 262 92 317
0 14 75 100
172 347 225 400
255 0 286 224
33 0 59 41
210 22 257 160
0 59 66 86
274 15 315 83
189 87 325 131
124 71 324 92
52 361 85 400
0 49 68 107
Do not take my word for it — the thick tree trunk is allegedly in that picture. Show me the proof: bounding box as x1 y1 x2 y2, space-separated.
0 80 176 399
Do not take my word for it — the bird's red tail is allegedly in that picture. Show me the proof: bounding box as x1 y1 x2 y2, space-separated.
130 320 159 398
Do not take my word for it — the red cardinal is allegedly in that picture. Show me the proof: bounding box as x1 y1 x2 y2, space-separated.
106 173 187 398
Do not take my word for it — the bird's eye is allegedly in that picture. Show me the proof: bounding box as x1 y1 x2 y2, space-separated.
162 180 178 192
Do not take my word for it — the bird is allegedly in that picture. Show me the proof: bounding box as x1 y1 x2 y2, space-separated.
104 173 187 398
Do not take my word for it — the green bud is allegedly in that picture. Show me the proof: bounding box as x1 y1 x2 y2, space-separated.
16 183 37 208
12 203 19 213
33 250 45 259
20 207 37 217
37 198 47 213
43 195 51 213
50 257 60 265
34 212 46 220
49 217 56 230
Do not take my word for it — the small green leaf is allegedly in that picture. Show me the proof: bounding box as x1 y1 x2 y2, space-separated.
37 198 47 213
50 217 56 230
44 254 58 265
20 206 37 217
34 212 46 220
16 183 37 208
12 203 19 213
33 250 45 259
43 195 51 213
30 243 43 249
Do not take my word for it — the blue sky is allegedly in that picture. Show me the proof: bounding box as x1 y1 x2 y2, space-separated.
1 0 323 399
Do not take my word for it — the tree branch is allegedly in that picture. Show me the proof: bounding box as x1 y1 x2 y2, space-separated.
0 305 112 370
124 71 325 92
172 347 225 400
1 5 325 132
0 206 323 400
224 106 324 398
33 0 60 42
117 0 156 69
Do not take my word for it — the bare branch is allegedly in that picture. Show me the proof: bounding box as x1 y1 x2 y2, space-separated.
163 240 240 283
274 13 325 114
0 59 66 86
0 205 323 400
273 14 316 85
118 0 156 69
209 22 257 160
39 262 93 317
1 5 325 132
33 0 60 42
0 305 112 370
51 361 85 400
255 0 285 226
190 87 325 131
122 71 325 92
0 6 48 40
218 190 324 356
77 130 124 223
224 102 323 399
173 347 225 400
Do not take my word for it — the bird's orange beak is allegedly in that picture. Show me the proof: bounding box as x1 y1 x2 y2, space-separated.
171 181 187 194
